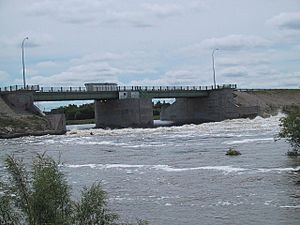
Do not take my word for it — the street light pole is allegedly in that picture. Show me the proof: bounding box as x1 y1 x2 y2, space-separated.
212 48 219 89
22 37 29 89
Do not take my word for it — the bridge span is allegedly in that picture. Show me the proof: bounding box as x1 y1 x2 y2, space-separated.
0 84 241 128
0 84 236 101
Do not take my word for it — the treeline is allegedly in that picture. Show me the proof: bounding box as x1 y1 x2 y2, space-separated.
50 101 171 121
51 103 95 121
153 101 170 117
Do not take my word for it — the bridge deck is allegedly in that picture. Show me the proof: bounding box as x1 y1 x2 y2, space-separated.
0 84 237 101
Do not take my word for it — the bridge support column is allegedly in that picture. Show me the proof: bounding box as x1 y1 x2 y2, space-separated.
95 98 154 128
160 89 239 124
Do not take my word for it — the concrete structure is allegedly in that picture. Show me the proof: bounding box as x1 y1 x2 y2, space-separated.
1 91 41 115
2 84 300 133
0 84 238 128
95 98 153 128
46 114 66 134
160 89 239 124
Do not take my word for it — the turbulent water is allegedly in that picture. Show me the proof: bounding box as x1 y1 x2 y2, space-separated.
1 114 300 225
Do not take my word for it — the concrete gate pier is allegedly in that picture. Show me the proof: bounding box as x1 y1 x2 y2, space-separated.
95 98 154 128
160 89 239 124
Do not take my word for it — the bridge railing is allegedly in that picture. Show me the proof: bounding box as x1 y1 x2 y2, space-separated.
0 85 39 92
40 87 87 92
117 84 237 91
0 84 237 93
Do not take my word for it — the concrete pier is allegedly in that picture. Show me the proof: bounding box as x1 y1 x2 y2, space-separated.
160 89 239 124
95 98 153 128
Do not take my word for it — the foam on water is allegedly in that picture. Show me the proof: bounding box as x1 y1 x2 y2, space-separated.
224 138 274 145
257 166 300 173
152 165 248 173
64 114 284 139
280 205 300 208
65 163 300 174
66 164 145 169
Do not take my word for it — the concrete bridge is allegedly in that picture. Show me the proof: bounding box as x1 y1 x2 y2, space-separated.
0 84 242 128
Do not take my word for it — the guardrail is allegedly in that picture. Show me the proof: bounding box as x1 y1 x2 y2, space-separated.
0 85 39 92
0 84 237 93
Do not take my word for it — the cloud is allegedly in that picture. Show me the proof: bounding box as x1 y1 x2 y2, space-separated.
199 35 271 50
267 12 300 30
0 32 53 49
217 55 270 67
142 2 205 18
23 51 158 86
0 70 9 81
24 62 121 86
102 11 153 28
181 35 272 57
143 3 183 17
23 0 206 27
35 61 57 69
237 70 300 88
220 66 248 78
129 68 208 86
24 0 104 24
70 52 126 64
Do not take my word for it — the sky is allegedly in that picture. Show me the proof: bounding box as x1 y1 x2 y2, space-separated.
0 0 300 90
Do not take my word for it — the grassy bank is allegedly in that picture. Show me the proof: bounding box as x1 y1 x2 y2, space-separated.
252 89 300 94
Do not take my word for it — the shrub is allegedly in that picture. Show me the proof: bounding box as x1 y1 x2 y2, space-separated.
279 109 300 152
286 150 299 157
226 148 241 156
0 154 148 225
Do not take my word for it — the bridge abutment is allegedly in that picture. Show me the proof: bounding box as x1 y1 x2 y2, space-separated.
95 98 154 128
160 89 239 124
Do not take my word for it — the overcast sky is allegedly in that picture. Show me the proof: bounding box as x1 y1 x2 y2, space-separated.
1 0 300 88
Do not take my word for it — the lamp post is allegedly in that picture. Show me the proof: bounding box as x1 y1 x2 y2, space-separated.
212 48 219 89
22 37 29 89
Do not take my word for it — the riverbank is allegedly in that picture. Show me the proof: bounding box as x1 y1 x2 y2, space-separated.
234 89 300 117
0 113 66 139
0 95 66 139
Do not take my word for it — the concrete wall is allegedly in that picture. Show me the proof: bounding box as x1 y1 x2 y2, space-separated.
1 91 35 114
2 91 46 117
46 114 66 134
95 98 153 128
160 89 240 124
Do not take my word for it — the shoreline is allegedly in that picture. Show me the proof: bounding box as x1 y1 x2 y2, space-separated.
0 129 66 139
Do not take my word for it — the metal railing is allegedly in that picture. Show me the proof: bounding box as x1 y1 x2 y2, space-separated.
0 84 237 93
0 85 39 92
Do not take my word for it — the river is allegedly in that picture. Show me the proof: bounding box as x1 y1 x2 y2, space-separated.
1 114 300 225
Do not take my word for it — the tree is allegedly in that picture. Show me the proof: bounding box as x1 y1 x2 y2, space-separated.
279 109 300 153
0 154 148 225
